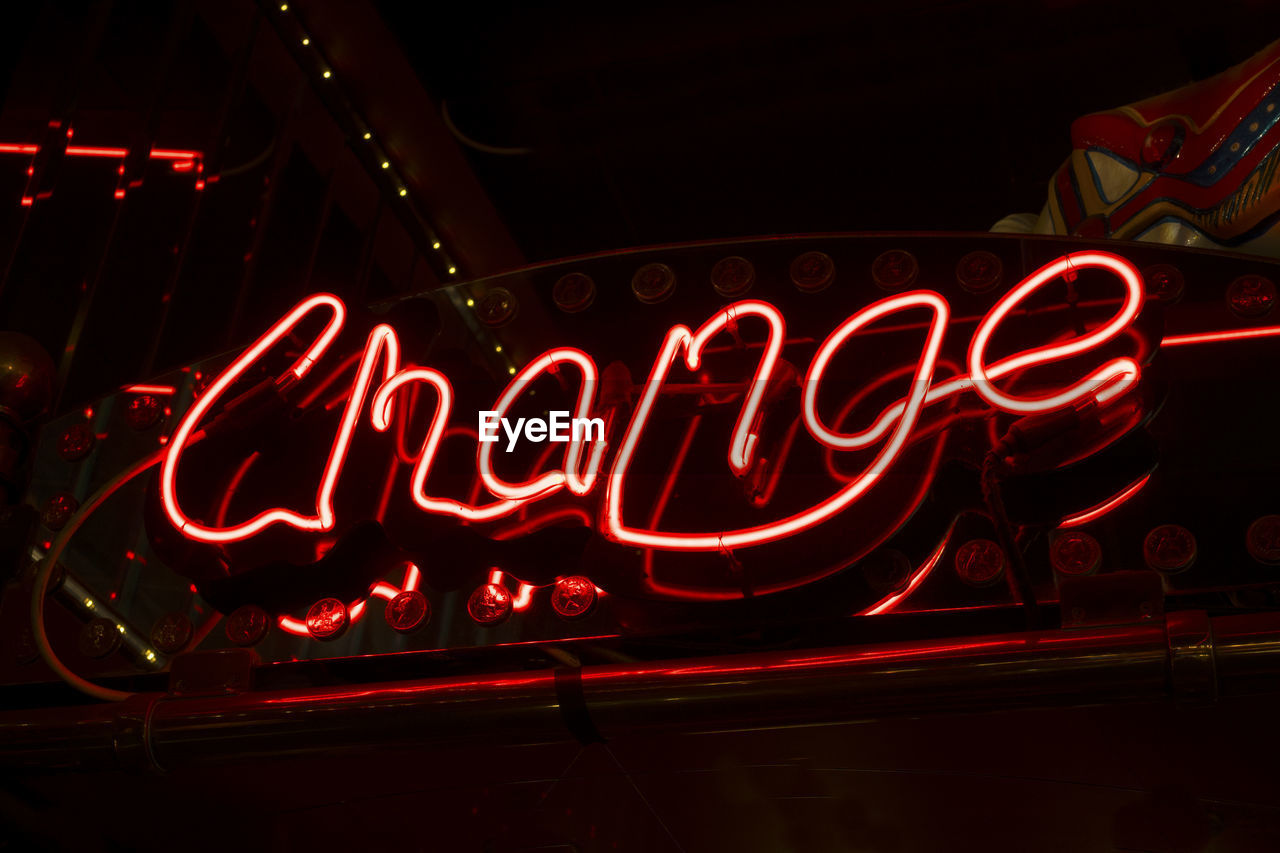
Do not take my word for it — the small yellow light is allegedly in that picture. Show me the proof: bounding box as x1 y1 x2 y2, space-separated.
507 367 517 375
362 131 371 140
381 161 390 169
431 241 441 250
301 37 309 46
322 70 332 79
116 624 126 634
398 188 407 197
448 266 457 275
495 345 503 353
83 597 94 608
280 3 288 10
145 650 157 662
465 298 475 307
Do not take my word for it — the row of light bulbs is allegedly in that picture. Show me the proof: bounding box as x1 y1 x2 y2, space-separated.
277 5 524 383
278 3 458 278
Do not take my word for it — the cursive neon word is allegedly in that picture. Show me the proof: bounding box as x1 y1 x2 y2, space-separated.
478 411 606 452
160 251 1145 553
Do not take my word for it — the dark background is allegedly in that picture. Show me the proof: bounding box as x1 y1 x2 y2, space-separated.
0 0 1277 414
378 0 1280 256
4 5 1280 851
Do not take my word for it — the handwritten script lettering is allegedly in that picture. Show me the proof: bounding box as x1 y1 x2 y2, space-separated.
161 251 1144 553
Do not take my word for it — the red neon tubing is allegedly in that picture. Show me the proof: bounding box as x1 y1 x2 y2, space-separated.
967 251 1143 412
603 292 949 551
476 348 608 500
162 252 1147 555
160 294 347 542
1058 474 1151 528
370 368 528 522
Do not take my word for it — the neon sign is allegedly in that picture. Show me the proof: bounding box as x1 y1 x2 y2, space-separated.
160 251 1145 571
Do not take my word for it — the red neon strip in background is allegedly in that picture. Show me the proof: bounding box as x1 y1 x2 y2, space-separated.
160 294 346 543
370 368 526 522
214 452 260 529
860 528 953 616
873 471 1150 615
476 348 608 500
294 349 362 411
149 147 203 160
1057 474 1152 528
647 415 702 531
818 359 961 482
394 382 424 464
749 417 803 508
123 384 177 396
1161 326 1280 346
374 450 400 525
0 143 206 161
0 141 207 205
64 146 128 158
639 414 702 592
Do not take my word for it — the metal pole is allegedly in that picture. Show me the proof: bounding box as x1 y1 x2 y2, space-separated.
3 611 1280 772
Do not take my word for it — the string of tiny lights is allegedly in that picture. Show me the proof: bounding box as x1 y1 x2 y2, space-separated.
273 2 459 280
270 4 523 384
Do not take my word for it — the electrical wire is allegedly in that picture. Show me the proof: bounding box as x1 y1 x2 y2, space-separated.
441 100 533 156
30 447 169 702
981 453 1041 630
216 139 277 178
